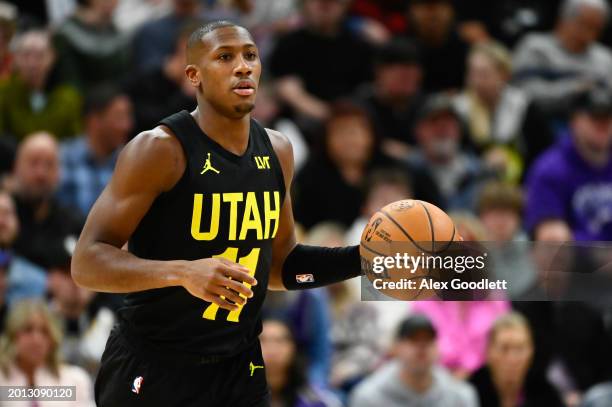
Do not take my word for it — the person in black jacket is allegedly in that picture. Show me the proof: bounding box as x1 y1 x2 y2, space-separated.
469 312 564 407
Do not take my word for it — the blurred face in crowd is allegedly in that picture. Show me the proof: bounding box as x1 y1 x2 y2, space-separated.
467 52 508 104
87 0 118 21
375 63 422 104
559 4 608 52
48 270 94 319
173 0 200 16
303 0 348 33
326 114 374 169
408 0 454 43
14 132 60 203
364 182 411 218
13 31 54 90
488 324 533 387
260 320 294 375
186 26 261 119
14 312 53 371
416 111 461 163
88 96 134 154
0 192 18 247
395 331 438 376
480 209 520 242
572 112 612 156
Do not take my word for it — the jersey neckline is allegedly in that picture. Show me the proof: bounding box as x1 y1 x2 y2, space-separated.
184 110 254 164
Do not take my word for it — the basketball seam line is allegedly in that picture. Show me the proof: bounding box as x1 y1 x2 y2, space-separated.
418 202 435 253
378 209 435 254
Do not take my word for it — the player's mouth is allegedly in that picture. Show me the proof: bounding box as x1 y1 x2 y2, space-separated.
232 80 256 96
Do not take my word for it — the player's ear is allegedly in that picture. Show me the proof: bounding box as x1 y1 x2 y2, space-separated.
185 64 201 88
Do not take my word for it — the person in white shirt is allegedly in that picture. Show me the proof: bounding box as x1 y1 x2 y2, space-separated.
0 299 94 406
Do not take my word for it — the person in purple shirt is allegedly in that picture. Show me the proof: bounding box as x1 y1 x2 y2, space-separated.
525 88 612 241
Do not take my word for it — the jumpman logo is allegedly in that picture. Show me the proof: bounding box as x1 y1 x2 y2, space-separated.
200 153 220 174
249 361 264 376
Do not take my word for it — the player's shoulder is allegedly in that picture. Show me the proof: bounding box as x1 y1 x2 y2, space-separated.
117 126 186 190
265 127 294 183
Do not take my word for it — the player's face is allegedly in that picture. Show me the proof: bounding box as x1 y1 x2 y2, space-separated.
187 27 261 119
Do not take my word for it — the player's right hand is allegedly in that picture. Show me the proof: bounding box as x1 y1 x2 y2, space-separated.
180 258 257 311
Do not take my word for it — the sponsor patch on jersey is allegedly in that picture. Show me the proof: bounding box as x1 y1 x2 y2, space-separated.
295 274 314 283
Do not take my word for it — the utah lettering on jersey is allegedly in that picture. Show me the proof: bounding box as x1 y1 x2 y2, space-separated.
191 191 281 241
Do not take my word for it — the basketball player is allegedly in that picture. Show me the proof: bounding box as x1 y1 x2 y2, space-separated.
72 21 361 406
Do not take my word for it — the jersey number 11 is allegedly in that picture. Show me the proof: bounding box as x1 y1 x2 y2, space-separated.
202 247 260 322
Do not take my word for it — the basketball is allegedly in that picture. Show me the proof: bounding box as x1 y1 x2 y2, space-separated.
360 199 458 300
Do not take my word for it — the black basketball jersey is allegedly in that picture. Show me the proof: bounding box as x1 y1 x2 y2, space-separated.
118 110 285 357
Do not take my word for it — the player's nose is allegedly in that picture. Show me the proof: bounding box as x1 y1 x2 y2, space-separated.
234 56 252 76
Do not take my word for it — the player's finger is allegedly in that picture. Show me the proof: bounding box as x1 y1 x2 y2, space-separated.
220 264 257 286
202 292 240 311
211 286 246 306
217 276 254 298
217 257 251 273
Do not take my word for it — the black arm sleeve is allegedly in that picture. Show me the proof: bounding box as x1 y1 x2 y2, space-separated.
281 244 362 290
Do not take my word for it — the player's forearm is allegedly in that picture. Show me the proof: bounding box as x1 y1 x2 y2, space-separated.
278 244 362 290
72 241 186 293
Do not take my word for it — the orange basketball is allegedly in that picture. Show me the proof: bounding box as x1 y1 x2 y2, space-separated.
360 199 458 300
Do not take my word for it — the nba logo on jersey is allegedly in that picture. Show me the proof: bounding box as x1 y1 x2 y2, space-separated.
296 274 314 283
131 376 144 394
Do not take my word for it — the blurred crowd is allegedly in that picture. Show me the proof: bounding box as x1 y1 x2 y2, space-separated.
1 0 612 406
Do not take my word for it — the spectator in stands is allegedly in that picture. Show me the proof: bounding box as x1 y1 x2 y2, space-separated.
0 300 94 406
0 249 7 332
525 88 612 241
581 382 612 407
269 0 373 127
0 189 46 305
0 2 16 80
58 85 133 215
477 182 536 297
454 42 553 183
406 0 469 92
261 315 341 407
469 312 564 407
132 0 202 72
0 30 82 140
349 0 408 36
345 169 412 245
411 301 509 379
126 24 195 135
406 93 490 210
10 132 83 269
349 314 478 407
513 0 612 117
47 259 116 375
53 0 129 91
252 83 308 171
355 38 424 159
293 101 389 229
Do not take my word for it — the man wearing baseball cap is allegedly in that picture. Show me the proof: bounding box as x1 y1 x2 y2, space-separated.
349 314 478 407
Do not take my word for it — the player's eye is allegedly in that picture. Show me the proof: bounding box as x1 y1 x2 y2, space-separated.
218 53 232 61
245 51 257 60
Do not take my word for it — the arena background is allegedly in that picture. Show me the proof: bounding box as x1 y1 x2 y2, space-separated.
1 0 612 406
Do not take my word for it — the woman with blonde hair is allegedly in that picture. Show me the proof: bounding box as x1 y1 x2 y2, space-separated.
0 300 94 406
453 41 553 183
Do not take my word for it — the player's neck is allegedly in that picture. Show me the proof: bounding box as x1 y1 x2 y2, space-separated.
194 106 251 156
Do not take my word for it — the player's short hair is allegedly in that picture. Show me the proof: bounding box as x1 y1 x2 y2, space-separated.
187 20 249 50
